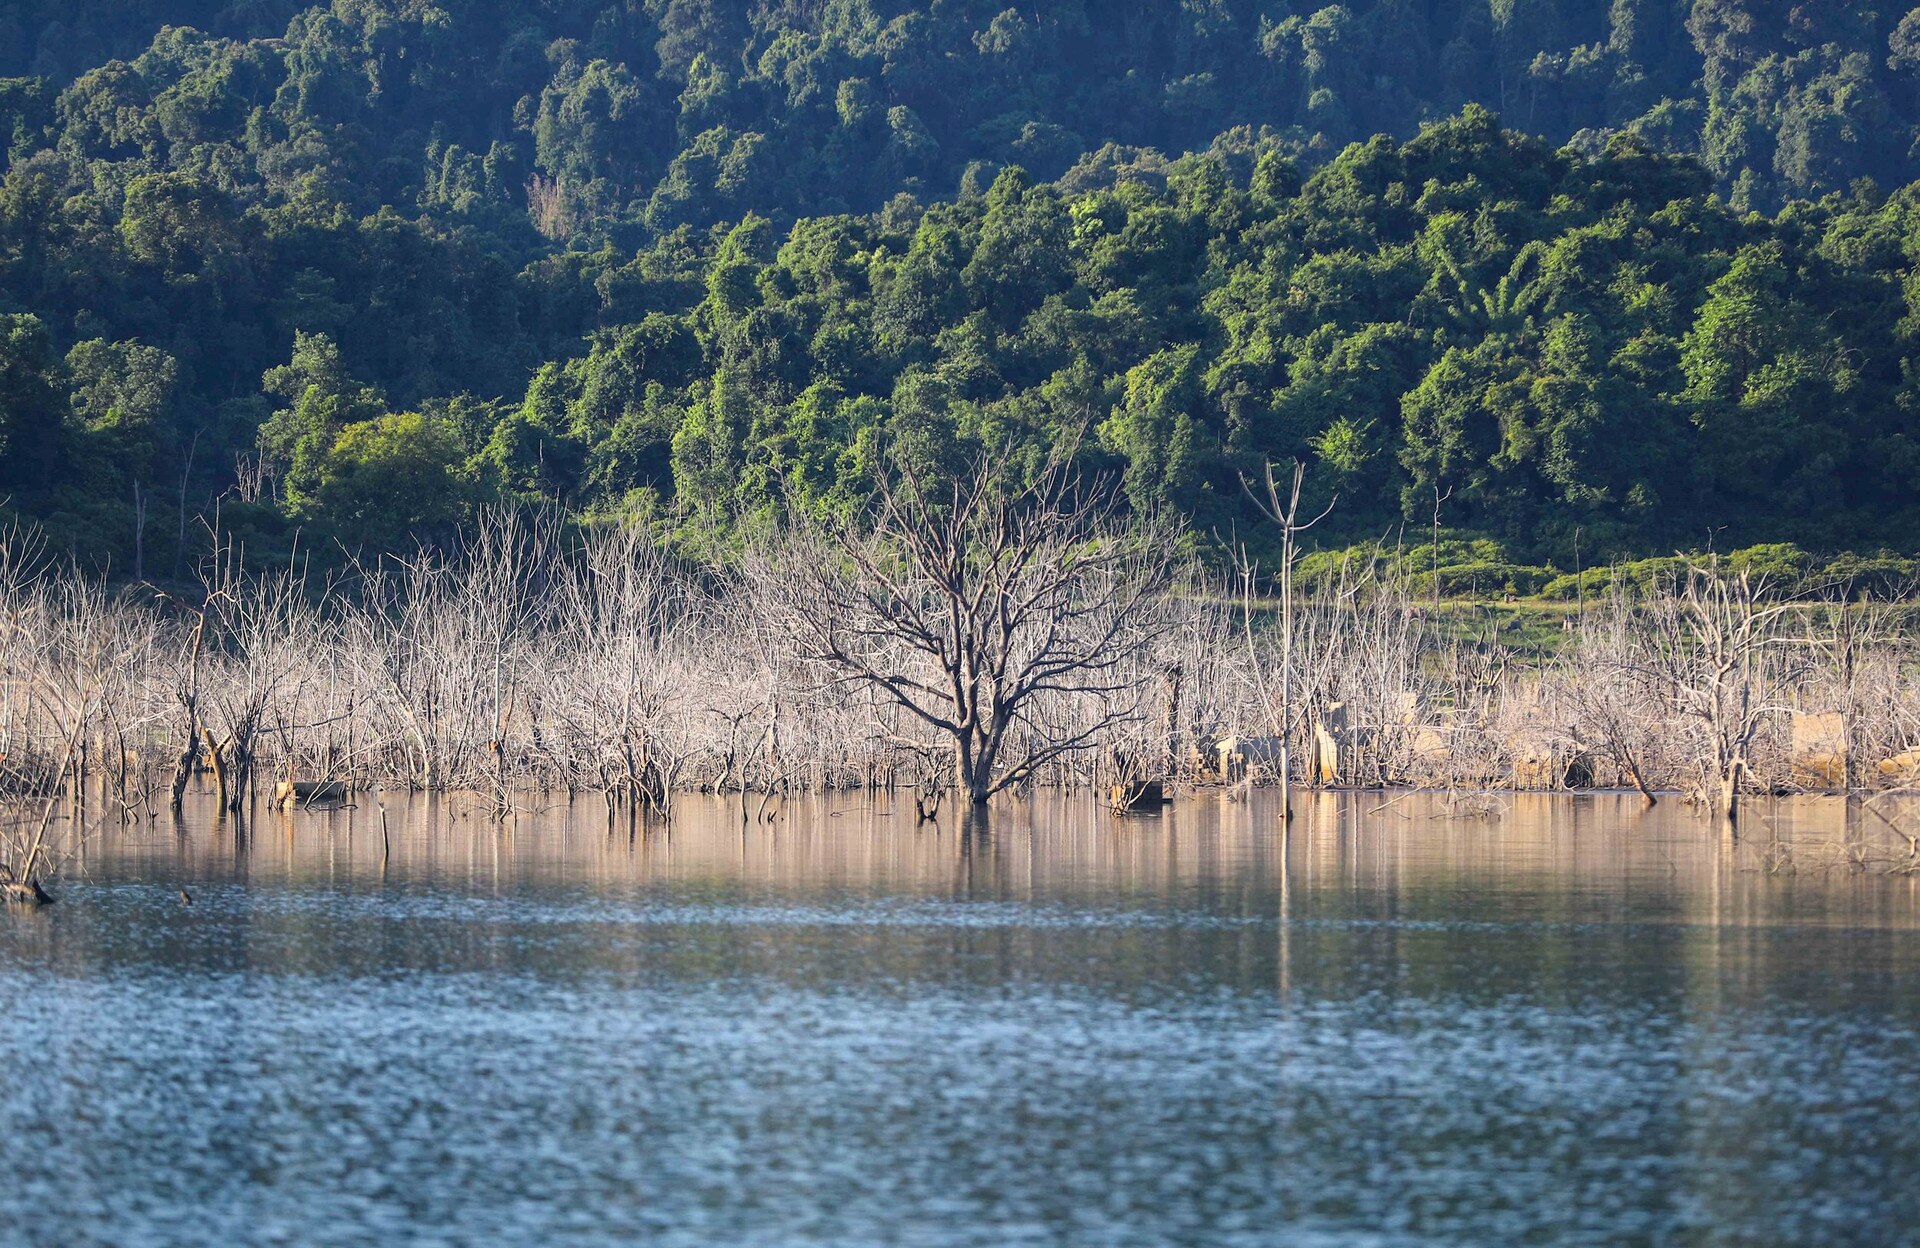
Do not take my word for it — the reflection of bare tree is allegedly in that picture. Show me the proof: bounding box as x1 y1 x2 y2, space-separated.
752 450 1180 807
1742 790 1920 876
951 802 1009 900
1855 791 1920 873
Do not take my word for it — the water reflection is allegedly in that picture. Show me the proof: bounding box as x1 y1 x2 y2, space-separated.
1 790 1915 1247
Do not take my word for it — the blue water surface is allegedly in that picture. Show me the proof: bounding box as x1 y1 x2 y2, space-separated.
0 791 1914 1247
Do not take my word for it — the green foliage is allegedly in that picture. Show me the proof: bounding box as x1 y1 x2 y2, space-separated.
1539 546 1920 600
65 336 178 485
309 411 470 549
1101 345 1211 514
1409 561 1558 601
0 4 1919 571
0 312 67 490
258 331 387 513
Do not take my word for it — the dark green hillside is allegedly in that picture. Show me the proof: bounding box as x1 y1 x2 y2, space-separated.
1 2 1918 572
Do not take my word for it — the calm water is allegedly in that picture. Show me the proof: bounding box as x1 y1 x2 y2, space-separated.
2 790 1917 1247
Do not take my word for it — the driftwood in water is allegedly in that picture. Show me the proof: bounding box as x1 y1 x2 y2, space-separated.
2 879 53 907
275 779 348 808
1109 778 1168 812
0 864 52 907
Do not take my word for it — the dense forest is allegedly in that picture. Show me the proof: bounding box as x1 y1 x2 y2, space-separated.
2 1 1920 577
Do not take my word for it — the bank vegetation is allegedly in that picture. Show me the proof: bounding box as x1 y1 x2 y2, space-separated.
2 459 1919 894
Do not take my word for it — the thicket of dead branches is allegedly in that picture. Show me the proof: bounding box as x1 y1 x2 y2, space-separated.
0 503 1913 890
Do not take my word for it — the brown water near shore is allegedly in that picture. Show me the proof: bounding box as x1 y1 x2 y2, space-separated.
84 787 1920 926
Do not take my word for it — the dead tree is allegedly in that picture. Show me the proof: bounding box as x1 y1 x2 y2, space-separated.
197 532 318 813
549 521 691 812
1244 458 1335 823
756 447 1179 808
1643 563 1802 825
1810 583 1903 790
157 589 214 810
1559 590 1663 806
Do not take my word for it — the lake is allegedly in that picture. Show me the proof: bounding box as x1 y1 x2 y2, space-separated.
2 790 1916 1247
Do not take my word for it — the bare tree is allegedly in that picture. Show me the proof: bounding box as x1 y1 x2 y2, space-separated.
1808 582 1906 790
156 588 212 812
1244 458 1335 822
548 521 693 811
1430 483 1451 613
753 449 1180 807
1643 562 1803 824
1558 589 1664 806
196 533 319 813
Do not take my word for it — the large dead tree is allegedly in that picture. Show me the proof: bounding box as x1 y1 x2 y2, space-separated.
1643 562 1803 824
755 450 1180 807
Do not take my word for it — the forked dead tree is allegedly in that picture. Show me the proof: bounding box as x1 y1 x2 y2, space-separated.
1244 458 1335 823
755 449 1179 807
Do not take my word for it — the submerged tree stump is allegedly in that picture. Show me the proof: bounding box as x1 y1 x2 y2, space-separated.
275 780 349 809
1109 779 1167 812
0 864 53 908
2 880 53 907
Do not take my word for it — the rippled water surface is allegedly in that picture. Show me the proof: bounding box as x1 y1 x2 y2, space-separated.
2 790 1917 1247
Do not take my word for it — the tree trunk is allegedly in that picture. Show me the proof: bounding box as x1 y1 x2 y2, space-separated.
231 748 252 815
1627 757 1658 808
954 741 990 808
1161 666 1181 785
203 729 226 810
170 735 197 810
1607 724 1657 807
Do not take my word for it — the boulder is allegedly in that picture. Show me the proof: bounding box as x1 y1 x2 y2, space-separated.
1877 750 1920 784
276 779 349 808
1310 702 1353 785
1311 721 1342 784
1508 733 1594 790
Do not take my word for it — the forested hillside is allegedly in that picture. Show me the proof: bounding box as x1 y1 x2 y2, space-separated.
2 1 1920 572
